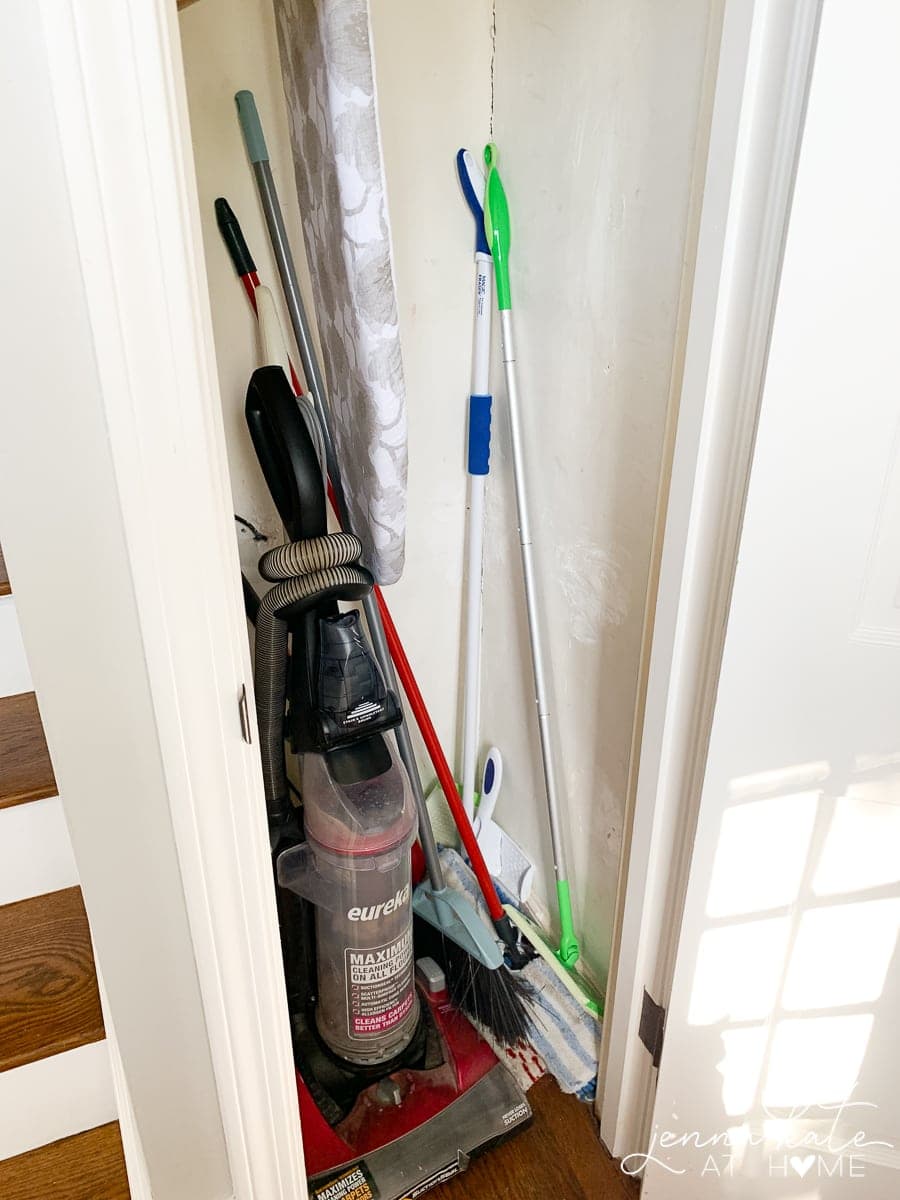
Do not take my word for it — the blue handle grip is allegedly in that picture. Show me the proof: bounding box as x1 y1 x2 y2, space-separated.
467 394 492 475
456 149 491 256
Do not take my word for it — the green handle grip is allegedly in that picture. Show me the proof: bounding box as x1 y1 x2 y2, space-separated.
483 142 512 311
556 879 580 968
235 90 269 164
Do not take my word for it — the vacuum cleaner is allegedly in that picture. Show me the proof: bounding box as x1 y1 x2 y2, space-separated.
244 363 532 1200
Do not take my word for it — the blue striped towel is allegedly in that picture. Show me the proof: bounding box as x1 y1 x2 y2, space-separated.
438 847 601 1101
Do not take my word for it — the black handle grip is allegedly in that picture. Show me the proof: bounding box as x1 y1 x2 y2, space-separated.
215 197 256 277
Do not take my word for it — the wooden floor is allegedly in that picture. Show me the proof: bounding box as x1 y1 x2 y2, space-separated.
433 1077 638 1200
0 691 58 809
0 886 106 1072
0 1123 129 1200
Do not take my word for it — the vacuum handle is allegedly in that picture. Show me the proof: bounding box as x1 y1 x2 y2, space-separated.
245 366 327 542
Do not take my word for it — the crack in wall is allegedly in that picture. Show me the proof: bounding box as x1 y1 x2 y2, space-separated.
490 0 496 136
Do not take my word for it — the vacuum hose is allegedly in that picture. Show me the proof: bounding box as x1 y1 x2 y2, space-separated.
254 530 368 822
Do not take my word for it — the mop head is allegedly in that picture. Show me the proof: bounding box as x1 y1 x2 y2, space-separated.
438 847 602 1101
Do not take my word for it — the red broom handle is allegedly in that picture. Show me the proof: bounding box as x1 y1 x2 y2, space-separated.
374 589 505 922
240 270 304 397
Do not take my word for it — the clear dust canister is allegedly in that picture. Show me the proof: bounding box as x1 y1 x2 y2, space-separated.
276 736 420 1066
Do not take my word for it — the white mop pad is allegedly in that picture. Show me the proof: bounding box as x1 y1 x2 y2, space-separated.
438 847 602 1101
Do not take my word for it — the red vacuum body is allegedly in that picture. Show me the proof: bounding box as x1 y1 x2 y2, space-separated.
299 964 531 1199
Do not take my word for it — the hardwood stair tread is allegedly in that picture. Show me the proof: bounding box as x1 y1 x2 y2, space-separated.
0 887 105 1073
0 543 9 597
0 691 57 809
0 1122 129 1200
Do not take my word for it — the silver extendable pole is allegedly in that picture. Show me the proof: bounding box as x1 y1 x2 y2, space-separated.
499 310 569 886
250 161 350 531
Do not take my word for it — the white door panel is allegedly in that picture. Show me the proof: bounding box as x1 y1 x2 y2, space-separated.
642 1 900 1195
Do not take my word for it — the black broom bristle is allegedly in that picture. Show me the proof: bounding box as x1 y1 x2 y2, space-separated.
414 915 534 1045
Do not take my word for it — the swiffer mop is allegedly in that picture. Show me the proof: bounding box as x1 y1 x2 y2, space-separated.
483 143 601 1017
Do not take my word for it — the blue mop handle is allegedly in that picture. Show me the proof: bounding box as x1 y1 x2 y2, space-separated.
457 148 494 823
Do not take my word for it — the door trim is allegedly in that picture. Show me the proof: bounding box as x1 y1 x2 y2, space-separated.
598 0 822 1162
3 1 307 1196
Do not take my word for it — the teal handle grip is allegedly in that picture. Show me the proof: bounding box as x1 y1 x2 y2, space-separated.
235 90 269 164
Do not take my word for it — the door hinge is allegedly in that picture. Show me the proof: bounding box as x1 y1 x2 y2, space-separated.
639 988 665 1069
238 684 253 744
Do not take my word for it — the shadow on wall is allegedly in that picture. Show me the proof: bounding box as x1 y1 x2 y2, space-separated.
640 754 900 1194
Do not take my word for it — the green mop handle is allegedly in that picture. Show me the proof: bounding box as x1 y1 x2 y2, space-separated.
483 144 579 969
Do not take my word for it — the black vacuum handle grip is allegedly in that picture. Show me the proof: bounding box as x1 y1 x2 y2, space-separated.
245 366 327 543
216 197 256 277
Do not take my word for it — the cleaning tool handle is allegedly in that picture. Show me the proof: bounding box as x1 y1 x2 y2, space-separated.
255 285 293 382
456 148 490 256
460 213 493 825
214 199 303 393
374 590 498 910
483 143 512 311
235 93 347 530
478 747 503 825
467 395 492 475
235 90 270 164
499 306 577 960
488 143 580 968
215 197 257 277
375 592 510 922
556 880 579 968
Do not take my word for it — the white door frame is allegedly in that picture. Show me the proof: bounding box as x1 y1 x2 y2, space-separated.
598 0 822 1164
1 2 306 1197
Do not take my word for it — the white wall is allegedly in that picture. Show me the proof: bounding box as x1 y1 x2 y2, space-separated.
179 0 719 982
178 0 313 596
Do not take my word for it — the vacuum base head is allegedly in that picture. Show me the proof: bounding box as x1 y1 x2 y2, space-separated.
298 970 532 1199
306 1064 532 1200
